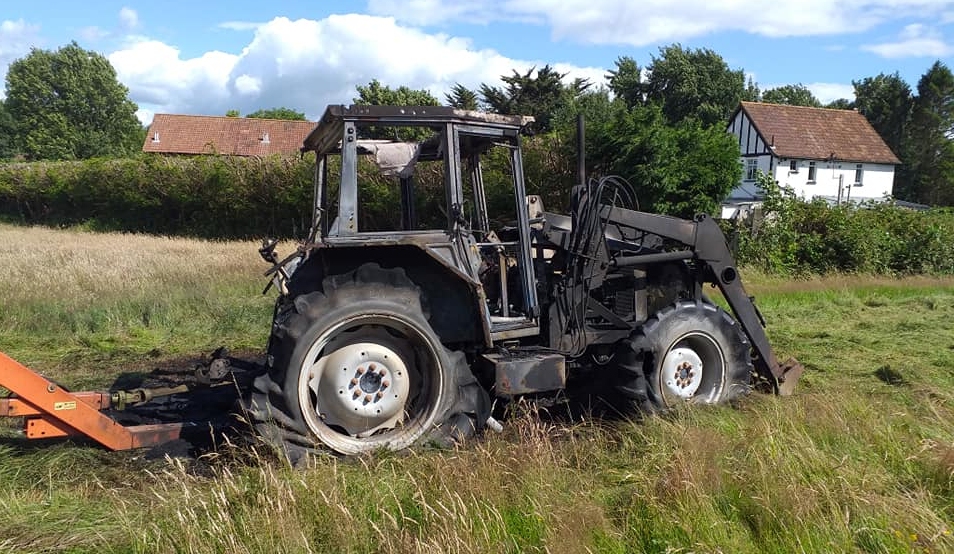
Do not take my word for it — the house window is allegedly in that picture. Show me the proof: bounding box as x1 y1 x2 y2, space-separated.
854 164 863 185
261 132 270 144
807 161 817 183
151 132 160 143
745 159 758 181
789 159 798 173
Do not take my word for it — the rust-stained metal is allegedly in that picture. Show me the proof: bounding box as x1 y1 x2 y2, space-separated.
484 352 566 397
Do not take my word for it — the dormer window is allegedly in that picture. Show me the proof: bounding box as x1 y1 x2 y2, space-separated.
261 132 270 144
152 132 160 143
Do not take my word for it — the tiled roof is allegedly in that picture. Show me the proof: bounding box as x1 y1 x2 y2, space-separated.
142 114 317 156
737 101 901 165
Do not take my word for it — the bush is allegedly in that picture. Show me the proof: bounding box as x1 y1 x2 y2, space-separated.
0 155 315 239
733 177 954 275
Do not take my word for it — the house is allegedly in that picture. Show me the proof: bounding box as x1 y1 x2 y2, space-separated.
722 101 901 218
142 114 316 156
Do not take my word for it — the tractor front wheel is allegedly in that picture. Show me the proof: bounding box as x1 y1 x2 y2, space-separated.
615 300 752 412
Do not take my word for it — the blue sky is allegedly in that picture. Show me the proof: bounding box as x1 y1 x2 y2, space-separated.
2 1 952 123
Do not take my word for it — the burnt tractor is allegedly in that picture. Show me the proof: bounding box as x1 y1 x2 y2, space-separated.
247 105 802 458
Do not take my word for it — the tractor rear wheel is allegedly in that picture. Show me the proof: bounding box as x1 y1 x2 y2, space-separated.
615 300 752 412
248 263 489 460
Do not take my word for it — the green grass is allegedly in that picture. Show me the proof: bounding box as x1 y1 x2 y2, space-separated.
0 224 952 553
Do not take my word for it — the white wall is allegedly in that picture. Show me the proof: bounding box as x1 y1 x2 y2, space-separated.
776 158 894 202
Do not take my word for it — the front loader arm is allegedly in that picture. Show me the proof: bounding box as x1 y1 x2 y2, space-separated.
597 206 802 393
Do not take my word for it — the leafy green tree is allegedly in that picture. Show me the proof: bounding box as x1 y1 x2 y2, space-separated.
225 109 240 117
4 41 142 160
761 84 822 107
245 107 307 120
354 79 439 106
444 83 479 110
742 77 761 102
479 65 590 133
0 101 17 159
585 101 741 217
642 44 745 127
853 73 912 158
906 61 954 205
607 56 643 108
826 98 855 110
353 80 439 140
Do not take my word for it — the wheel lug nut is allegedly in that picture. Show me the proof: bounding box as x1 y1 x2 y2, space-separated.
378 369 386 377
364 394 373 403
376 391 384 399
356 367 366 375
382 380 390 388
350 378 359 386
352 389 361 398
368 363 376 371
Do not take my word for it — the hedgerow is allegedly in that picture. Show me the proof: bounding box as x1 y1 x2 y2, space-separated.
3 155 954 276
730 178 954 275
0 155 314 239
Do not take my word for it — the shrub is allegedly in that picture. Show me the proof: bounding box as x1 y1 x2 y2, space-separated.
733 176 954 275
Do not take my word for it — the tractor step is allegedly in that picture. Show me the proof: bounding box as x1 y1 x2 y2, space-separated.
482 351 566 397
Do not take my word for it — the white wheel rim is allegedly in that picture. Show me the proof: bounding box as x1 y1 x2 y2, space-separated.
296 314 443 454
659 331 726 405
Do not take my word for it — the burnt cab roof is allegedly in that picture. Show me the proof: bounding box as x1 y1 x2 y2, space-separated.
301 104 534 154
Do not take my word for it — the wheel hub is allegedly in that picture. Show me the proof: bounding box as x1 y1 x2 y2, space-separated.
662 346 703 398
308 338 411 437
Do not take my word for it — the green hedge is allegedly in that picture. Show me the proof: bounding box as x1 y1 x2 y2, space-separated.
731 183 954 275
3 155 954 276
0 155 315 239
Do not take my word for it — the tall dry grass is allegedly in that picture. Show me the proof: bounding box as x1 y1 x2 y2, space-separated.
0 223 951 553
0 223 279 386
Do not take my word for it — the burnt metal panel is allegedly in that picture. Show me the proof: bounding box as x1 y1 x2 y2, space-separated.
484 352 566 397
338 121 358 234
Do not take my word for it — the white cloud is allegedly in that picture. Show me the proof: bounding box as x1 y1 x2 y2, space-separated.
234 74 261 95
805 83 856 104
861 24 954 58
118 7 139 30
109 39 238 117
218 21 263 31
109 15 605 123
371 0 954 45
79 26 109 42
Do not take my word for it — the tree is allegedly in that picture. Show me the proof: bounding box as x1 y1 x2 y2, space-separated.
444 83 479 110
354 79 439 107
225 109 240 117
853 73 912 157
607 56 643 108
353 80 439 140
905 61 954 204
245 107 306 120
742 77 761 102
761 84 822 107
585 102 742 217
0 101 17 159
4 42 142 160
479 65 590 133
642 44 745 127
826 98 855 110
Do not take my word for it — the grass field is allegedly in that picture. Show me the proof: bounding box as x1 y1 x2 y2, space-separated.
0 223 951 553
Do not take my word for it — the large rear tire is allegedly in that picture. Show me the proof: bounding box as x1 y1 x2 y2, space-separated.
615 300 752 412
247 263 489 459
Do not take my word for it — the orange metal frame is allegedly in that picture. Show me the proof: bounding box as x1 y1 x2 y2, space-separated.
0 352 185 450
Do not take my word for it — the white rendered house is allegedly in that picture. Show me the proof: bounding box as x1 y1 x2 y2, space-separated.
722 102 901 218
